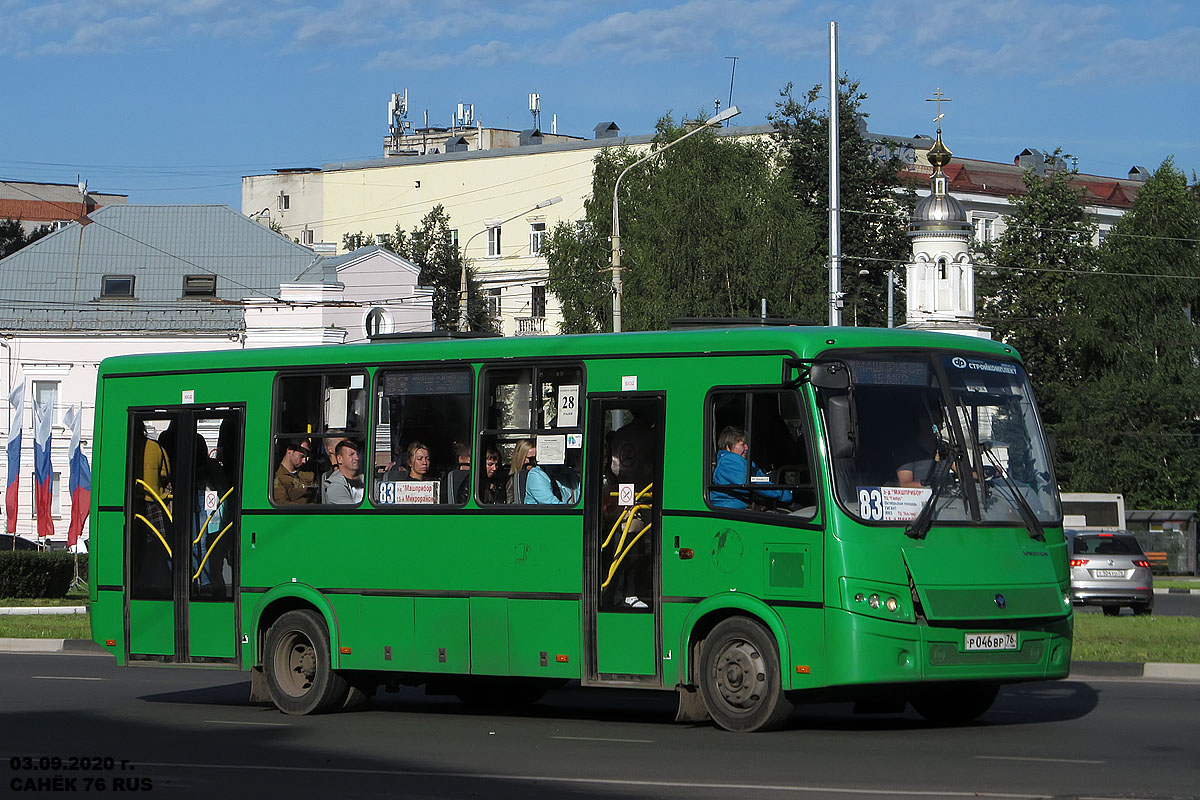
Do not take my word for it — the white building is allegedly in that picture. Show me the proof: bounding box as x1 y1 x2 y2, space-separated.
0 205 432 547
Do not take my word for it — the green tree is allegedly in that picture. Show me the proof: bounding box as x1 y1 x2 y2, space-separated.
770 79 915 326
546 112 819 332
975 155 1097 393
1 219 52 258
342 231 376 251
1051 159 1200 508
383 205 496 333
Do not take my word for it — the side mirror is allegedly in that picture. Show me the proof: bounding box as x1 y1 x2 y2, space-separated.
825 395 857 458
810 362 850 390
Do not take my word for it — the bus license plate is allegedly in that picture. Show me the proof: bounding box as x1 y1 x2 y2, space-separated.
1094 569 1125 578
964 632 1017 651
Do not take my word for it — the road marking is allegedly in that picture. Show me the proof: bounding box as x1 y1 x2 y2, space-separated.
203 720 291 727
136 762 1052 797
550 735 655 743
32 676 103 681
977 755 1105 765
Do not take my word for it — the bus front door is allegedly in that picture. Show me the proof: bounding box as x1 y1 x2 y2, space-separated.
126 408 242 665
584 396 664 684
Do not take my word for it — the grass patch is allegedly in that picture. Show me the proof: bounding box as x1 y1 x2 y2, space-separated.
0 612 91 639
1072 613 1200 663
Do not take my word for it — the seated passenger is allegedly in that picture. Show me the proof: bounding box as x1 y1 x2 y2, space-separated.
443 442 471 504
710 426 792 509
273 439 316 504
401 441 434 482
322 440 364 504
524 463 581 505
896 419 941 488
480 446 505 504
505 439 536 503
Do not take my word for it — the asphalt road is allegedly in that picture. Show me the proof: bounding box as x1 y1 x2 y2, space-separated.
2 652 1199 799
1076 588 1200 616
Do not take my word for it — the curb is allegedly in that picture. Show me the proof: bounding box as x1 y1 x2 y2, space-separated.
0 605 87 616
0 638 106 654
1070 660 1200 682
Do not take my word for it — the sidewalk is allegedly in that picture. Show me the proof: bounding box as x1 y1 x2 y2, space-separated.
0 605 87 616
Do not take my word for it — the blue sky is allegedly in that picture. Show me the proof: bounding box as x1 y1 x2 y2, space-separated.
2 0 1197 207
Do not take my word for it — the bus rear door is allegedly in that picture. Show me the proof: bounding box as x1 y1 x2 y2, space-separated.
126 407 243 664
584 395 664 684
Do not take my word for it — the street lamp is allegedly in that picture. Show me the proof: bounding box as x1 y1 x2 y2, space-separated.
458 196 562 331
610 105 740 333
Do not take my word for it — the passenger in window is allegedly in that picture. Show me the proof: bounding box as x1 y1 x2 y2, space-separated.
896 420 942 488
319 433 346 481
505 439 537 503
443 442 472 505
525 463 581 505
480 446 504 504
401 441 434 482
273 439 316 505
322 439 364 504
711 426 792 510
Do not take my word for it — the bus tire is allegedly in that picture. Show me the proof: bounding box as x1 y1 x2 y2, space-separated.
698 617 793 732
910 681 999 725
263 610 350 715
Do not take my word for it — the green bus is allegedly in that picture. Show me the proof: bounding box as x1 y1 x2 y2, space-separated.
89 324 1071 732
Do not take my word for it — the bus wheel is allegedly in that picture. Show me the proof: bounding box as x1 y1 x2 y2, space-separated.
264 610 351 715
910 682 999 725
698 617 793 732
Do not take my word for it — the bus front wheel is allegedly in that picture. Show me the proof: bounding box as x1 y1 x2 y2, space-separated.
264 610 351 715
698 617 793 732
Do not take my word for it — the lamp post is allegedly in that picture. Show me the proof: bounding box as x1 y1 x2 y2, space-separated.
459 196 562 331
610 105 740 333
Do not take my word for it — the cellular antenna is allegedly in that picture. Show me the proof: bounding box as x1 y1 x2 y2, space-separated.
529 92 541 130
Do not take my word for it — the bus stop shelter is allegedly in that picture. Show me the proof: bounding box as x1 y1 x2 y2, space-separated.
1125 510 1197 576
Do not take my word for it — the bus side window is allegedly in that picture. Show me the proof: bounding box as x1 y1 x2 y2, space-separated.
706 388 817 517
372 367 473 506
479 364 584 506
271 371 368 507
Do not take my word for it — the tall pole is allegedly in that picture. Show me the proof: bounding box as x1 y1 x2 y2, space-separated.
887 269 895 328
611 105 741 333
828 20 842 327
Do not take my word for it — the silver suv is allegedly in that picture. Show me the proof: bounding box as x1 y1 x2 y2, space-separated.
1067 530 1154 616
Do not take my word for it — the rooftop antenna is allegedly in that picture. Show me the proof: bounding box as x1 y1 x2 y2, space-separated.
726 56 738 123
529 92 541 130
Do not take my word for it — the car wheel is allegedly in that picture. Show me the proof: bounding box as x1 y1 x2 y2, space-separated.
697 617 793 732
911 682 999 725
1102 606 1121 617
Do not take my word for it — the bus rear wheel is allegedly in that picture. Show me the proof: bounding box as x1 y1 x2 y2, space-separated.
264 610 351 715
910 681 999 725
698 617 793 732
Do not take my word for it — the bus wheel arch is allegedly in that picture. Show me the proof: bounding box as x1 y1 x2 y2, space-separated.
679 600 794 732
249 586 341 669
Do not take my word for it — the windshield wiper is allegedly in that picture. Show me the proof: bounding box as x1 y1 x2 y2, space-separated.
905 455 955 540
980 443 1045 542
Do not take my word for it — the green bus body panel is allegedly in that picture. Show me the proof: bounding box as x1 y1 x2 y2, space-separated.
90 590 125 662
89 327 1064 699
128 600 174 656
469 597 509 675
508 599 579 678
189 602 237 659
596 612 656 675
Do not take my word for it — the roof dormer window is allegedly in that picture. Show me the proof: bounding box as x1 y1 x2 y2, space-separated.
100 275 135 299
183 274 217 298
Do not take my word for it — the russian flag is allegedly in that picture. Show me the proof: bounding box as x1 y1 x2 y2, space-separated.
6 382 23 534
64 406 91 547
33 399 54 539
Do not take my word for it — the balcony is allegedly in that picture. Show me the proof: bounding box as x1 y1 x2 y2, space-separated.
515 316 547 336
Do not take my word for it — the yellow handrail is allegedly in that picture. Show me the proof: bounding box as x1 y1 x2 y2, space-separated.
193 486 236 545
135 479 174 523
134 514 172 557
192 522 234 582
601 525 651 590
600 483 654 550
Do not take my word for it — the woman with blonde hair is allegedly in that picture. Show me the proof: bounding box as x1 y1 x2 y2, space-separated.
505 439 536 503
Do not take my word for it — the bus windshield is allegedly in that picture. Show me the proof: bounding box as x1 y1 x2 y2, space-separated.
820 352 1059 528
